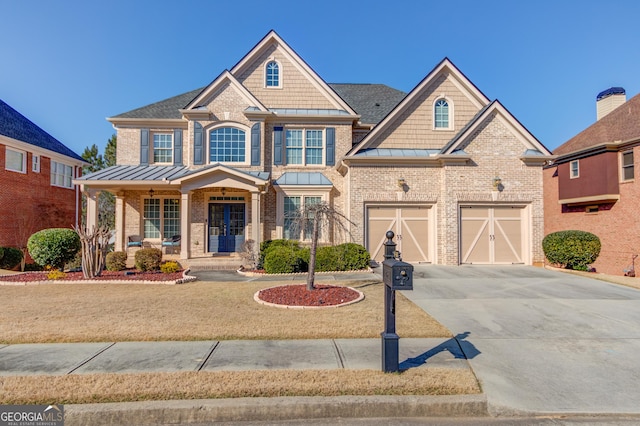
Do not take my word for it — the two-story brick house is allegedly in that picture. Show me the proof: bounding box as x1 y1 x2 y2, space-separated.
77 31 552 266
544 88 640 275
0 99 86 255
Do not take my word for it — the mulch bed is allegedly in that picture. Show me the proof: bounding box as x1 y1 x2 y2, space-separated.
0 270 184 283
257 284 361 307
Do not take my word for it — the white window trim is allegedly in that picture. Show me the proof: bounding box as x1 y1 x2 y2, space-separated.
284 127 325 167
621 150 634 182
275 188 331 242
5 147 26 173
152 132 174 165
51 160 74 188
141 195 181 241
32 154 40 173
207 123 251 166
433 96 454 131
570 160 580 179
264 59 282 89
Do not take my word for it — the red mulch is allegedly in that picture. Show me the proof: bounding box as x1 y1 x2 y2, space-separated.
258 284 360 307
0 270 184 283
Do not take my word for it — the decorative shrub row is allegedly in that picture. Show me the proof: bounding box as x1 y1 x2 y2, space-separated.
542 230 601 271
0 247 23 270
260 239 370 274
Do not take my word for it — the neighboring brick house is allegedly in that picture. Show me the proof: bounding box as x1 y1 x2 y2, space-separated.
77 31 552 266
0 99 86 255
544 88 640 275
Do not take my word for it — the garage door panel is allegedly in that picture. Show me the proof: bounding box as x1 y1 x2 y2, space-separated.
367 206 430 263
460 206 525 265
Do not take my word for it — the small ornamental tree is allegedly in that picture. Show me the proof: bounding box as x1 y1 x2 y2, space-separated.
27 228 81 270
542 230 601 271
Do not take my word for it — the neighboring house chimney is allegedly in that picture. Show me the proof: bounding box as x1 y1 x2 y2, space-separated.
596 87 626 120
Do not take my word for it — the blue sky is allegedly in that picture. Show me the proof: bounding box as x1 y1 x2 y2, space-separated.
1 0 639 156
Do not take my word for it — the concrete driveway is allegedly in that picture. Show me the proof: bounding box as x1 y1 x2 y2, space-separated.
402 265 640 416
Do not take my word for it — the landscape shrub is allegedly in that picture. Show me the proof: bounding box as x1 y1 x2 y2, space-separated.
64 251 82 272
23 263 44 272
106 251 128 271
160 261 181 273
27 228 81 270
542 230 601 271
315 246 341 272
134 248 162 272
263 245 308 274
47 270 67 280
259 239 301 269
0 247 23 270
336 243 370 271
0 247 4 262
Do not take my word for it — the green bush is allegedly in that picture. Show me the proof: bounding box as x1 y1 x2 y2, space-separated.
0 247 23 270
24 263 44 271
315 246 341 272
336 243 370 271
106 251 128 271
542 230 601 271
160 261 181 273
27 228 81 270
258 239 301 269
263 245 308 274
64 250 83 272
0 247 4 262
134 248 162 272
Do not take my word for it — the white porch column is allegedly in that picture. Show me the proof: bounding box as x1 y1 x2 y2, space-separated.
180 191 191 260
114 192 125 252
251 191 261 247
85 189 100 232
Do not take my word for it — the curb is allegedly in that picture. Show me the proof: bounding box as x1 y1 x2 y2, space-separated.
64 394 488 425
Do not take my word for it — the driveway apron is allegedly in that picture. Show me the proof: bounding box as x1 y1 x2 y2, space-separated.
402 265 640 415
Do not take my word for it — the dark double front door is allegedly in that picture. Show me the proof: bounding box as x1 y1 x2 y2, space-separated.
208 203 245 253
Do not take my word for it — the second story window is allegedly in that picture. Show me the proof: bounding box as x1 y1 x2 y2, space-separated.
434 99 450 129
51 160 73 188
286 129 323 165
266 61 280 87
5 148 26 173
32 155 40 173
210 127 246 163
153 133 173 164
622 150 634 181
570 160 579 179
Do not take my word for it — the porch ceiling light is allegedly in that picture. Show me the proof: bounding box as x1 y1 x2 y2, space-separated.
148 188 155 198
221 187 226 196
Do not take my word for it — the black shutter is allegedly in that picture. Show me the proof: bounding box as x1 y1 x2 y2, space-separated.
140 128 149 165
273 126 283 165
194 122 203 165
173 129 183 166
250 123 261 166
325 127 335 166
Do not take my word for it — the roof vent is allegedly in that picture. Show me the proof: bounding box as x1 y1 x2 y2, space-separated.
596 87 626 120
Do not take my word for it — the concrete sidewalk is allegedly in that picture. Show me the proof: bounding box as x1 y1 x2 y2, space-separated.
0 338 487 424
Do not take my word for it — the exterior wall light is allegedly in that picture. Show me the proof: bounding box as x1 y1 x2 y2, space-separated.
493 177 502 190
397 178 406 188
148 188 155 198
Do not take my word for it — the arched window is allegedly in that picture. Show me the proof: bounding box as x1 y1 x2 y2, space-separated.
266 61 279 87
209 127 246 163
434 99 449 128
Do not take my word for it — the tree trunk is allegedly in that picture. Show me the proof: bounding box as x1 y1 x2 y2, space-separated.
306 215 320 290
74 225 111 279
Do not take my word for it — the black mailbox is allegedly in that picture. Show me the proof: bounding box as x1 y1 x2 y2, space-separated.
382 258 413 291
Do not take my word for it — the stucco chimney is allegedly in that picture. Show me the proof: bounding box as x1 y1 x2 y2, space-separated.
596 87 626 120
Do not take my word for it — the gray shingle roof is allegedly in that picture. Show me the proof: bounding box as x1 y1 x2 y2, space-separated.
0 99 84 162
329 83 406 125
110 84 405 125
111 88 205 119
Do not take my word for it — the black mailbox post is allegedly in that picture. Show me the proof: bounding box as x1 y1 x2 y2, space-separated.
381 231 414 373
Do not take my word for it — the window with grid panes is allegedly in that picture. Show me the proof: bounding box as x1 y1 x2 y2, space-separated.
622 150 634 181
153 133 173 163
209 127 246 163
51 161 73 188
283 196 322 240
163 199 180 238
434 99 449 128
285 129 323 165
266 61 279 87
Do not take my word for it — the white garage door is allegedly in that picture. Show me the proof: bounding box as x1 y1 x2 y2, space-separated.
460 205 524 264
367 205 431 263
